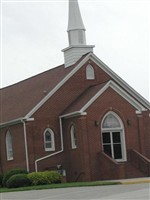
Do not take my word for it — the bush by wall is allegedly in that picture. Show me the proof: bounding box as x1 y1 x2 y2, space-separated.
45 171 61 184
0 174 3 187
28 171 61 185
2 168 28 187
28 172 50 185
6 174 31 188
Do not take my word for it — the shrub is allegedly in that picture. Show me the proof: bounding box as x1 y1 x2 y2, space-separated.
45 171 61 184
6 174 31 188
0 174 3 187
28 171 61 185
28 172 50 185
2 168 28 187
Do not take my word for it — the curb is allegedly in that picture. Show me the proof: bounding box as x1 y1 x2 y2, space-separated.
121 180 150 185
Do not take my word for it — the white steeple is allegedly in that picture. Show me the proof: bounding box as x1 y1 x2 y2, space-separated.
62 0 94 68
67 0 86 45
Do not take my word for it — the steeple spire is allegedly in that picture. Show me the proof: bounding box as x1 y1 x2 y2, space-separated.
67 0 86 45
62 0 94 68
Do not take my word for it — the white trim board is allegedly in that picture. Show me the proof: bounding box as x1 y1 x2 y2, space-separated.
89 53 150 109
25 52 149 119
80 80 146 113
0 117 34 129
25 54 90 119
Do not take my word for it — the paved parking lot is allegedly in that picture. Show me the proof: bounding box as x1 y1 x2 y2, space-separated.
0 183 149 200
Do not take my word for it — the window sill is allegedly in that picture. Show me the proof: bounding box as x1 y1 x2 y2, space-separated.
115 158 127 162
71 146 77 149
45 149 55 152
7 158 13 161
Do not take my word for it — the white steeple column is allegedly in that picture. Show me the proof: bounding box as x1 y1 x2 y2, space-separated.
62 0 94 68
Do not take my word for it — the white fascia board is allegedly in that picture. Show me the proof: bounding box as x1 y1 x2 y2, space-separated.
0 117 34 129
25 51 149 119
62 45 95 52
80 81 110 112
90 53 150 110
109 81 147 111
0 117 25 129
25 54 92 119
80 80 146 112
135 110 142 114
60 111 87 119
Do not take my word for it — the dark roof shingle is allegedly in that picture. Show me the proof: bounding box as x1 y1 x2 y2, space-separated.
0 64 74 123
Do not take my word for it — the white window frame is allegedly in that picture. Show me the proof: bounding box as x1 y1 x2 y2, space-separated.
101 112 127 162
44 128 55 151
70 124 77 149
6 130 13 161
86 64 95 80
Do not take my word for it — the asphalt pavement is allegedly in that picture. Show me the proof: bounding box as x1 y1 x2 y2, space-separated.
0 178 150 200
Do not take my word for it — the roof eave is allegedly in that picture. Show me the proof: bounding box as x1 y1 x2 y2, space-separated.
25 51 149 119
0 117 34 129
89 53 150 110
80 80 147 113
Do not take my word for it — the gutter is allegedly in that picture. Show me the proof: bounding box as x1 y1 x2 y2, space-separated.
0 117 26 129
35 111 87 172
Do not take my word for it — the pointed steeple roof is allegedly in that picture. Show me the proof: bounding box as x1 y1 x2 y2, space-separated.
62 0 94 67
67 0 85 31
67 0 86 46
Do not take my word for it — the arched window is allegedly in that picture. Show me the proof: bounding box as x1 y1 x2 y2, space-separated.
101 112 127 162
6 130 13 160
102 113 121 129
70 124 77 149
44 128 55 151
86 64 95 80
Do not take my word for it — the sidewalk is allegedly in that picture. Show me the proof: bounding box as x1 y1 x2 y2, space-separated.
110 177 150 185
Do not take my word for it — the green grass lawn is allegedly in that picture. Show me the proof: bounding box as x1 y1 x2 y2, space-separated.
0 181 120 193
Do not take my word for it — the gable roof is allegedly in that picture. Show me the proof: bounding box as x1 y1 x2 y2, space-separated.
25 53 150 121
62 80 147 116
0 64 74 124
63 82 107 115
0 52 149 127
89 53 150 110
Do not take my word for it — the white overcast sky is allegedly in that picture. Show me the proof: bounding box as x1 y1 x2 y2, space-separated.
0 0 150 101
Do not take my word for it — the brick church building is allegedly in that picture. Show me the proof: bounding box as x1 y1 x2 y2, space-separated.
0 0 150 182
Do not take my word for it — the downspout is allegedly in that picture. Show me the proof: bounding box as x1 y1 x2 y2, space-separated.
0 131 3 174
35 116 64 172
35 111 87 172
21 120 29 172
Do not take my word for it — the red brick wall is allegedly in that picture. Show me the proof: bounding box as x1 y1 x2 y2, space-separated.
1 60 149 181
25 61 111 173
143 111 150 158
80 88 149 180
62 116 92 182
0 124 27 173
58 84 146 181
